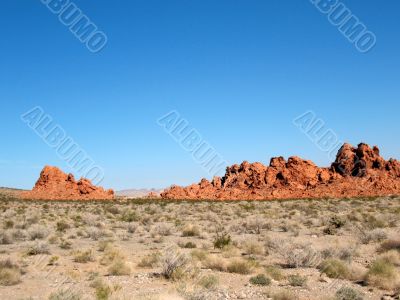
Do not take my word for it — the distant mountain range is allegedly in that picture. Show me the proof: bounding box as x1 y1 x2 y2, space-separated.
0 186 164 200
116 188 164 198
0 187 26 198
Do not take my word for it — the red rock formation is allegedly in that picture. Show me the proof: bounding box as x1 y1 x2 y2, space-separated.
161 143 400 200
21 166 114 200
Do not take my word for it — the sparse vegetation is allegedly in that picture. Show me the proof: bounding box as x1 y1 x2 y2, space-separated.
319 259 351 279
0 259 21 286
74 250 95 263
249 274 271 286
160 248 189 279
335 287 363 300
227 259 253 274
288 274 307 287
0 196 398 299
213 232 232 249
365 257 399 290
108 259 131 276
48 289 81 300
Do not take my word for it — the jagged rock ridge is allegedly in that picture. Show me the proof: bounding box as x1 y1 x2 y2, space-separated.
161 143 400 200
21 166 114 200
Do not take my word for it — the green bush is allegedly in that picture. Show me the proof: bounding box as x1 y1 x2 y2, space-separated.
56 220 70 232
227 259 253 275
48 289 81 300
213 233 232 249
288 274 307 287
108 260 131 276
249 274 271 286
335 287 363 300
265 265 284 281
74 250 94 263
319 259 350 279
182 241 197 249
198 274 219 289
365 258 398 290
0 260 21 286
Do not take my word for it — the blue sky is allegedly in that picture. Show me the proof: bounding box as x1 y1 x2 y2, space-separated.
0 0 399 190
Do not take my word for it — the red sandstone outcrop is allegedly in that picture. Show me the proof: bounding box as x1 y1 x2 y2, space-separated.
21 166 114 200
161 143 400 200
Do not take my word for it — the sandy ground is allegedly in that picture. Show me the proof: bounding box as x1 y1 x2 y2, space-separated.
0 195 399 300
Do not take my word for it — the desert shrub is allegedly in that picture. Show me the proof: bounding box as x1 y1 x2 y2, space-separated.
86 227 107 241
27 241 50 255
59 239 72 250
0 231 13 245
100 247 124 266
105 204 120 215
363 215 386 229
288 274 307 287
11 229 26 241
160 248 189 279
323 226 337 235
120 210 138 222
323 216 346 235
338 248 355 263
138 252 160 268
265 265 284 281
320 248 335 259
127 223 137 234
3 220 14 229
378 250 400 266
182 224 200 237
90 278 112 300
156 223 172 236
26 215 40 226
191 250 208 262
48 289 81 300
243 240 264 256
280 222 300 236
74 250 94 263
198 274 219 289
227 259 253 274
249 274 271 286
319 259 350 279
48 256 59 266
379 239 400 253
56 220 70 233
141 215 153 226
329 216 346 228
95 284 111 300
272 290 297 300
213 233 232 249
28 224 49 240
108 259 131 276
365 258 399 290
220 244 240 258
180 241 197 249
203 256 227 272
98 241 112 252
283 244 320 268
48 235 59 244
360 228 388 244
335 287 363 300
0 259 21 286
243 217 266 234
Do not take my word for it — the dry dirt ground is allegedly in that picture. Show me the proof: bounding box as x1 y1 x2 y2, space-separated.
0 193 399 300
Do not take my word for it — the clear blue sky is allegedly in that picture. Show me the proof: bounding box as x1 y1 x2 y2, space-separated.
1 0 399 190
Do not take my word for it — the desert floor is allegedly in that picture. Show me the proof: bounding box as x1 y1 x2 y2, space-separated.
0 194 399 300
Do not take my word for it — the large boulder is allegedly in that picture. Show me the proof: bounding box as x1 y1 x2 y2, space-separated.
21 166 114 200
161 143 400 200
